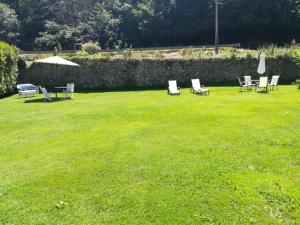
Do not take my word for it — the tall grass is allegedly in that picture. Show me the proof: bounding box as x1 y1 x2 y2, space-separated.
258 44 298 58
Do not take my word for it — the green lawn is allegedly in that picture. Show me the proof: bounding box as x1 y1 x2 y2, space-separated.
1 86 300 225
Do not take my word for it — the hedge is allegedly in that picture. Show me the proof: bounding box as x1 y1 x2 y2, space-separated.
0 41 19 97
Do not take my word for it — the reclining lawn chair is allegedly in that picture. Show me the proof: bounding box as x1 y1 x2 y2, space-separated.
269 75 280 91
168 80 180 95
191 79 209 95
39 86 53 101
256 77 269 93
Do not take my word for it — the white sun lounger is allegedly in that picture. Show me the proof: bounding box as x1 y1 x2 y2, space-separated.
168 80 180 95
191 79 209 95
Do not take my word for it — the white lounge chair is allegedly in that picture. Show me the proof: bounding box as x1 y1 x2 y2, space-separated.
168 80 180 95
256 77 269 93
63 83 75 99
191 79 209 95
269 75 280 91
39 86 53 101
17 84 39 98
237 77 252 91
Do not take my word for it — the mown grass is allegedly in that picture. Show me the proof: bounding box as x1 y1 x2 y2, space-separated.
1 86 300 225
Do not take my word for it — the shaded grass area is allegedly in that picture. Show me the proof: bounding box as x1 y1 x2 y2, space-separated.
0 86 300 224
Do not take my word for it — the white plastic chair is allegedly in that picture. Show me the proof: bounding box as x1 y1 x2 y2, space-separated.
269 75 280 91
63 83 75 99
244 76 256 87
191 79 209 95
237 77 252 91
256 77 269 93
168 80 180 95
39 86 53 101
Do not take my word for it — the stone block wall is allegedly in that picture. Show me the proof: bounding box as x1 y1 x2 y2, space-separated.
19 57 299 89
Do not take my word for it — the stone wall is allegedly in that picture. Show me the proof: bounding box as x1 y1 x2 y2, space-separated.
19 57 299 89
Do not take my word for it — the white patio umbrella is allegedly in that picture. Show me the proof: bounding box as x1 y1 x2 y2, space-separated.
34 56 80 85
257 53 266 75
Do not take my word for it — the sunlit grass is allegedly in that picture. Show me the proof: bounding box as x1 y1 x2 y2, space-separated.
0 86 300 224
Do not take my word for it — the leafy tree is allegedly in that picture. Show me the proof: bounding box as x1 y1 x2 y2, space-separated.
86 2 121 48
34 21 85 50
2 0 300 49
0 3 20 45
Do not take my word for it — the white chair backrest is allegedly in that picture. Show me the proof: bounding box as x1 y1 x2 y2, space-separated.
191 79 201 90
259 77 268 88
41 87 49 96
270 75 280 85
244 76 252 85
67 83 74 92
39 86 50 98
169 80 178 92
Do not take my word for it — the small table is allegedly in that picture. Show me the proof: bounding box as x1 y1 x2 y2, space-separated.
54 86 67 98
252 80 259 86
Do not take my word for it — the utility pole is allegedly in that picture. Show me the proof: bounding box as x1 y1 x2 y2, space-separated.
215 0 219 54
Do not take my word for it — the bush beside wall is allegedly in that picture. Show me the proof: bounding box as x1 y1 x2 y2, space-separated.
20 57 299 89
0 42 19 97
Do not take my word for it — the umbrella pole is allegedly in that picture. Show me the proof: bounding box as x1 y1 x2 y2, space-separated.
55 64 58 85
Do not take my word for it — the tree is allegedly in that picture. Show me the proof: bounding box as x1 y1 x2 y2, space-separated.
2 0 300 49
34 21 85 50
0 3 20 45
86 2 121 48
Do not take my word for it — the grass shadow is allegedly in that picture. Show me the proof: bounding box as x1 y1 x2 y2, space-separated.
24 97 71 103
256 91 270 94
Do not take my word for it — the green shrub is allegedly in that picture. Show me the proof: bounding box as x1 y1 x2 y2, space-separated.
81 42 101 55
259 45 297 58
292 79 300 89
75 50 90 57
0 41 19 97
229 52 237 59
246 52 253 59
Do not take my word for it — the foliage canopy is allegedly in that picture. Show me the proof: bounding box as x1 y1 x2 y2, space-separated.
1 0 300 50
